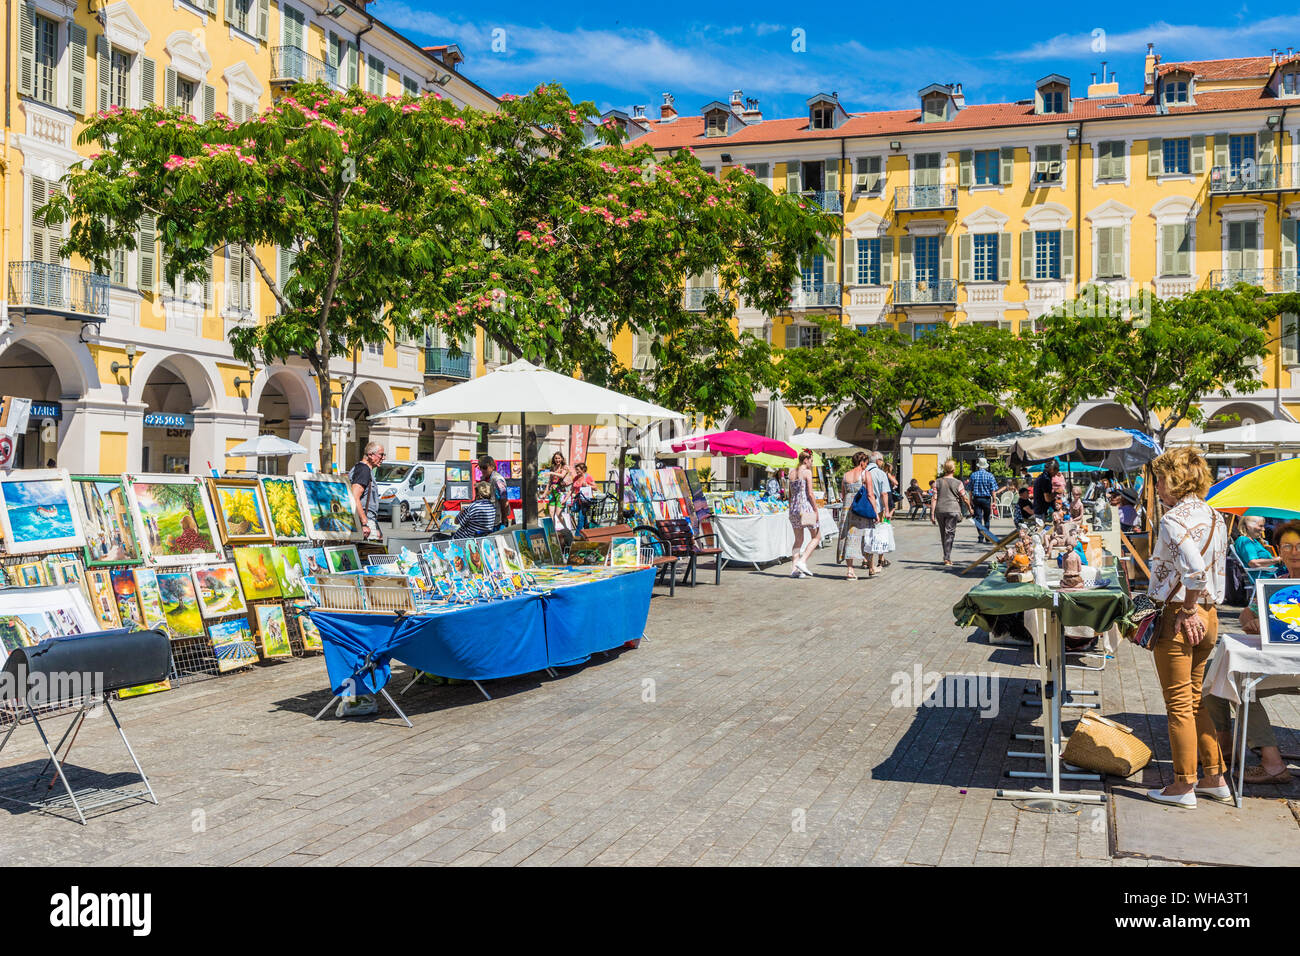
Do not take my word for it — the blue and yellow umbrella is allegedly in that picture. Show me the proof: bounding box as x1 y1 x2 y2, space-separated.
1206 457 1300 521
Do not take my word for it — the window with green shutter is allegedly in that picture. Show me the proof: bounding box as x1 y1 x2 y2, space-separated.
1160 138 1190 175
1033 144 1062 184
854 156 882 194
31 12 58 106
1160 224 1191 276
1097 141 1125 180
367 55 386 95
974 150 1000 185
856 238 882 285
29 177 62 264
1281 313 1300 367
403 75 419 97
1095 225 1124 278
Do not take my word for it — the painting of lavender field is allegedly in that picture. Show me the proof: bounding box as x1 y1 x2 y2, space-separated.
0 471 85 555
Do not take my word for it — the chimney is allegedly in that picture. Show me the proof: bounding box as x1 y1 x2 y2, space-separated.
660 92 677 121
730 89 744 115
1144 42 1159 92
741 96 762 124
952 82 965 108
632 104 646 119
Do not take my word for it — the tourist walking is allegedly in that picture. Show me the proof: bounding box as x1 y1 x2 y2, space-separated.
838 452 875 580
544 452 573 522
788 449 821 578
1144 445 1230 808
864 454 894 573
967 457 997 531
930 459 970 567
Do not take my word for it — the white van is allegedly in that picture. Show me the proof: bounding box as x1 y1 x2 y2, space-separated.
374 461 445 522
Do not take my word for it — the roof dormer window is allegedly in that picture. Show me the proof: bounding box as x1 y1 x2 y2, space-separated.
706 110 728 137
811 104 835 129
1282 70 1300 97
1163 79 1189 104
804 93 847 130
1034 75 1071 115
1041 90 1065 113
922 95 947 122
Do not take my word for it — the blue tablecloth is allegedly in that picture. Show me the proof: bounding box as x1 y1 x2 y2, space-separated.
311 569 655 695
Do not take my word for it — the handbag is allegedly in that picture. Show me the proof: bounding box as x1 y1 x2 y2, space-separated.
1061 712 1152 777
851 485 877 519
1125 593 1163 651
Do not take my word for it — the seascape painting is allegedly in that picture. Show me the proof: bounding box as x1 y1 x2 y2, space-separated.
0 470 85 555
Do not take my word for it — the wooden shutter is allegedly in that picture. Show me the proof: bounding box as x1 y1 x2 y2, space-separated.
1213 133 1229 170
1000 147 1014 187
1160 225 1177 276
96 36 110 113
284 4 304 48
1227 222 1243 273
203 84 215 122
824 157 839 192
1096 226 1113 277
785 161 800 195
225 0 236 25
940 235 953 282
138 215 156 292
141 57 155 105
348 43 359 88
1146 138 1163 177
278 245 296 290
750 162 768 186
898 236 913 283
1259 129 1277 168
1245 222 1258 271
29 177 57 263
784 323 798 348
823 242 837 287
256 0 270 40
998 232 1011 281
1060 229 1075 278
403 75 418 97
1282 313 1300 367
843 237 857 285
1191 137 1205 175
69 23 88 114
958 233 972 282
880 237 893 285
1282 219 1298 276
164 66 177 109
17 3 35 97
958 150 972 188
202 252 214 309
1020 231 1034 280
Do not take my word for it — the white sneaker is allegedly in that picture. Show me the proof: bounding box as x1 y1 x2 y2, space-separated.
336 695 378 717
1145 788 1196 808
1194 784 1233 804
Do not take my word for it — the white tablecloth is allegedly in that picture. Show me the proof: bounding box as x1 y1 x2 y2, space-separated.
1205 632 1300 704
714 508 835 564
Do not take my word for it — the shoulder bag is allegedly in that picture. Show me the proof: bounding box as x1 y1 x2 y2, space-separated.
851 483 877 520
1125 509 1220 650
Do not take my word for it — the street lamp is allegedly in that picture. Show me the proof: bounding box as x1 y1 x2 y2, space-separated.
110 343 137 378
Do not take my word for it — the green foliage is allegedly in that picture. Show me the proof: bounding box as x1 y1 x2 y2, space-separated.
1022 284 1277 442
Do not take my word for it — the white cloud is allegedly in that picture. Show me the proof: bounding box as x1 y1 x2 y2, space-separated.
1001 15 1300 61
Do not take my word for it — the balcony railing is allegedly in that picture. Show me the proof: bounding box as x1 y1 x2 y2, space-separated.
893 278 957 304
7 261 109 318
894 185 958 211
1208 163 1299 194
271 46 338 86
682 285 719 310
424 347 472 379
791 283 841 308
1209 268 1300 294
801 190 842 213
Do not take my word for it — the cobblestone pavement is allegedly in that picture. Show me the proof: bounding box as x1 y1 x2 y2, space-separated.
1 518 1295 865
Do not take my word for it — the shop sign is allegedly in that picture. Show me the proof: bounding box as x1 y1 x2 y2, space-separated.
143 412 194 431
29 402 61 420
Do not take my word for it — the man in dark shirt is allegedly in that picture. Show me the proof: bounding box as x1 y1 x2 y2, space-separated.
349 442 385 541
1032 460 1059 518
453 482 498 539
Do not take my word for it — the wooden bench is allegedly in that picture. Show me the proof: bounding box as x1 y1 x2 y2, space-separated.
579 523 680 596
653 517 724 586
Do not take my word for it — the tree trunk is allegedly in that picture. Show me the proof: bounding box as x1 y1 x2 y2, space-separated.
316 340 334 471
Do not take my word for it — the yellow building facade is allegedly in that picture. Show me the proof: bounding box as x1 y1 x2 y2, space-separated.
2 0 497 475
638 49 1300 486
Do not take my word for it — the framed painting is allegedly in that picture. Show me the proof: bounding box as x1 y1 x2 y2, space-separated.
524 529 551 566
124 475 223 567
297 613 323 652
207 618 259 673
131 568 170 634
270 546 306 600
155 571 206 638
73 475 143 567
110 567 146 628
192 564 249 619
1256 578 1300 650
0 469 86 556
298 546 329 577
0 584 97 663
294 473 362 542
325 544 362 574
208 478 273 545
255 604 293 659
233 545 283 601
260 476 310 542
511 530 538 568
85 568 123 629
539 517 561 564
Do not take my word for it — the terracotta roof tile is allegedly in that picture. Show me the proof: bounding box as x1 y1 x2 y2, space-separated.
1157 56 1275 80
639 88 1278 151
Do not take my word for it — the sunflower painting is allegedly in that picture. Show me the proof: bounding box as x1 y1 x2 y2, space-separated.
261 476 308 541
208 479 272 545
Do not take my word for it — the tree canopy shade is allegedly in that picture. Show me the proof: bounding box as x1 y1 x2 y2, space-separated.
778 321 1031 478
48 83 834 466
1020 284 1286 444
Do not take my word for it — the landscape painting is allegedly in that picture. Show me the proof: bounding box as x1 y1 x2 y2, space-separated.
261 476 309 541
294 473 361 542
297 614 323 652
207 618 259 673
256 604 293 659
126 475 222 566
192 564 249 619
109 567 145 628
131 569 169 634
208 478 273 545
85 569 122 629
73 475 143 567
156 571 205 638
0 470 86 555
233 546 282 600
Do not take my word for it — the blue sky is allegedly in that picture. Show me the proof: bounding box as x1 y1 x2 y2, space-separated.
378 2 1300 118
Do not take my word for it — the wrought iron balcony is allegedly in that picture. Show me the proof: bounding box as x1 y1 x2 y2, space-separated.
1209 268 1300 294
801 190 842 213
1208 163 1299 194
424 347 472 379
790 282 841 308
893 278 957 304
271 46 338 86
894 185 958 211
7 261 109 318
682 285 719 310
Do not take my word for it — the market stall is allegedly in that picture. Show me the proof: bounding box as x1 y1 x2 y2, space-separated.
710 505 837 568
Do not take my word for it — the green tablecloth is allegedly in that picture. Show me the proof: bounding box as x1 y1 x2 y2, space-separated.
953 567 1135 634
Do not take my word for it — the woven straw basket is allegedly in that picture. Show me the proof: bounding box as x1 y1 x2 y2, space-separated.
1062 713 1152 777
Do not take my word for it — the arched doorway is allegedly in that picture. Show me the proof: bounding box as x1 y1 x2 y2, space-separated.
952 406 1019 473
1203 402 1273 432
0 342 69 468
255 370 315 475
1075 403 1147 431
343 381 389 467
138 358 214 474
832 407 899 457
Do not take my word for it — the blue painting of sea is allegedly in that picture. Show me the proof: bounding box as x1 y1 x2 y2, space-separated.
9 502 75 542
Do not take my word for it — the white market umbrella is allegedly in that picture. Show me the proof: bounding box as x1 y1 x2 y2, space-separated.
225 435 309 457
1196 419 1300 449
1011 424 1133 462
371 359 684 428
790 431 868 455
961 424 1063 454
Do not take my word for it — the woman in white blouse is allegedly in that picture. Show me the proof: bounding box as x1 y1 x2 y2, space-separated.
1145 446 1230 808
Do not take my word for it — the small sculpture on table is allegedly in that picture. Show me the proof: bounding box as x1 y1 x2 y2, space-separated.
1058 531 1087 590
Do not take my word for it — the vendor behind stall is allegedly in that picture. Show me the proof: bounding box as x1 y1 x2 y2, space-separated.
452 482 499 539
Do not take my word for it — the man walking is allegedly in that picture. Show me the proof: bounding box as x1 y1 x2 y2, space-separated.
349 441 385 542
967 457 998 535
865 453 894 572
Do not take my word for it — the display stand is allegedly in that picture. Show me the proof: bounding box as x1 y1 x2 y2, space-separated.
312 647 413 728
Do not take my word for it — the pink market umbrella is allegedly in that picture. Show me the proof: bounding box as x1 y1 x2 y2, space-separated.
670 429 799 459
